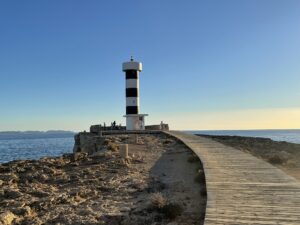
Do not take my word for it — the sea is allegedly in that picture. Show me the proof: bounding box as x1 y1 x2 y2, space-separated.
0 137 74 164
0 129 299 164
186 129 300 144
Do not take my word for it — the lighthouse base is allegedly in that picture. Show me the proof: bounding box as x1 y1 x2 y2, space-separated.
124 114 148 131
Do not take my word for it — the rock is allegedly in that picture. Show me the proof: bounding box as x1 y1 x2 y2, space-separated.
24 206 34 217
75 132 99 154
0 166 10 173
29 201 47 211
62 153 73 159
119 206 131 212
0 211 18 225
7 173 19 184
14 206 34 217
37 174 49 182
90 151 105 158
4 189 22 199
72 152 88 161
29 190 49 198
107 143 119 151
17 217 42 225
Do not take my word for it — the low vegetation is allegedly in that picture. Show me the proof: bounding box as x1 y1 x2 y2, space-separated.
150 192 183 220
194 169 205 184
150 192 167 209
268 154 287 165
160 203 183 220
107 142 119 151
188 154 200 163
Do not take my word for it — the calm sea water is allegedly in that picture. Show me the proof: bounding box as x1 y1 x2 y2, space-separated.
0 137 74 164
185 129 300 144
1 130 299 164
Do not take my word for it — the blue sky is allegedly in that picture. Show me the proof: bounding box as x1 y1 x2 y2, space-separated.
0 0 300 131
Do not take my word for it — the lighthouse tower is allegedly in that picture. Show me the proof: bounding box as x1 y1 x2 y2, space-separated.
123 57 148 130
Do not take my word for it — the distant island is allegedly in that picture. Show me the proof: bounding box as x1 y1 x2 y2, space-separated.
0 130 76 140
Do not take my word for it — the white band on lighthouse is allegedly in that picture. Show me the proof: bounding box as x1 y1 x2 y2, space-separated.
126 79 139 89
126 97 139 107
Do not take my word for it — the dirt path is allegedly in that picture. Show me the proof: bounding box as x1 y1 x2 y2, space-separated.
150 142 206 224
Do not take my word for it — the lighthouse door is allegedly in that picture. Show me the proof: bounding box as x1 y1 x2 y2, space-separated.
139 116 144 130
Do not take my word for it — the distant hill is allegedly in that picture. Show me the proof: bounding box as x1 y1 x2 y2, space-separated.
0 131 76 140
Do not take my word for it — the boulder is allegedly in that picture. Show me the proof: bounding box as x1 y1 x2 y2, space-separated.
72 152 88 162
0 211 18 225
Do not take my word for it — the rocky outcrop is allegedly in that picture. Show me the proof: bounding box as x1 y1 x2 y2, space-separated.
73 133 129 154
0 211 18 225
73 132 105 154
0 133 206 225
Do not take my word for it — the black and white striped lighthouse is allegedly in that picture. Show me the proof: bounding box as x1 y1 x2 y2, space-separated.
122 57 148 130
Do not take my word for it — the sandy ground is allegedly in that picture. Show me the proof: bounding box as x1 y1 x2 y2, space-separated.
199 134 300 181
0 134 206 225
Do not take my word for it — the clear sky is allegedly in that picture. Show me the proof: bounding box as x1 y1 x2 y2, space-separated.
0 0 300 131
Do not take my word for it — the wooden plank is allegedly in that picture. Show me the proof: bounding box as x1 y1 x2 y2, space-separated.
166 131 300 225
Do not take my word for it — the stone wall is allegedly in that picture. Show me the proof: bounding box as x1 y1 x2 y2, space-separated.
73 132 106 154
73 123 169 154
90 125 126 134
145 124 169 131
89 123 169 134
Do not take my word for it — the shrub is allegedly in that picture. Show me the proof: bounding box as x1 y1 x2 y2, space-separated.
163 139 173 145
268 155 285 164
161 203 183 220
150 193 183 220
150 192 167 209
188 155 200 163
194 170 205 184
195 164 202 172
107 143 119 151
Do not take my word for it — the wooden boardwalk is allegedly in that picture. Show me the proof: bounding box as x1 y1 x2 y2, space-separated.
166 131 300 225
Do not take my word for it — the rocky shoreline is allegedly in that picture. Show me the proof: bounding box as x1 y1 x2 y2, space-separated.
0 133 206 225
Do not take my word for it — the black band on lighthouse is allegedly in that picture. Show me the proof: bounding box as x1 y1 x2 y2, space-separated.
125 70 138 79
126 88 138 97
126 106 138 114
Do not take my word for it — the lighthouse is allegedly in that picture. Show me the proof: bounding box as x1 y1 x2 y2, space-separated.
123 57 148 130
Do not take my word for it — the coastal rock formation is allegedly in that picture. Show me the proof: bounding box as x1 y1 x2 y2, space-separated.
0 211 18 225
73 132 127 154
0 134 206 225
73 132 106 154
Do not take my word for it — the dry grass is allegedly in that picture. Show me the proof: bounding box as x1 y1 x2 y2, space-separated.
150 193 183 220
107 143 119 151
150 192 167 209
163 139 173 145
268 154 286 164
